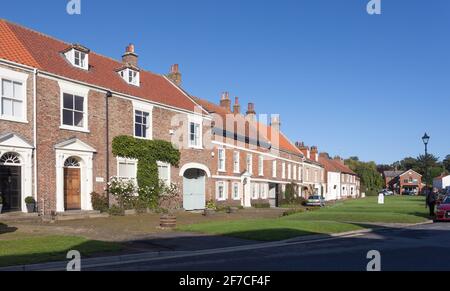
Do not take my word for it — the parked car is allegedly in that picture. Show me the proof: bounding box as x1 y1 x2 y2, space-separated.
306 196 325 207
435 196 450 222
379 189 394 196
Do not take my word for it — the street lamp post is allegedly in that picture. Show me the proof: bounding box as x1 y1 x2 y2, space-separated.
422 133 430 191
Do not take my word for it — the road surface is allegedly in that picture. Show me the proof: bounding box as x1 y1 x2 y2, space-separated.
86 222 450 271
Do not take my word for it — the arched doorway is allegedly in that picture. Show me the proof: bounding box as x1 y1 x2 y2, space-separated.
0 152 22 212
183 168 206 211
64 157 81 210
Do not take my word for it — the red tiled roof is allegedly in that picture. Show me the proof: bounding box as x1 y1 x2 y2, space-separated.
319 156 341 172
0 19 202 113
194 97 302 156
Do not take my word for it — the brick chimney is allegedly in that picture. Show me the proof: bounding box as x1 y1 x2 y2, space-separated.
233 97 241 114
334 156 344 164
311 146 319 162
246 103 256 120
122 44 138 67
220 92 231 111
271 115 281 132
319 152 330 159
167 64 182 86
296 142 310 159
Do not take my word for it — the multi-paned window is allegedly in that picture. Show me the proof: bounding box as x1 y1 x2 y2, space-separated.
259 183 267 199
119 68 140 86
246 154 253 174
258 156 264 176
216 181 227 201
218 148 226 172
293 165 297 180
282 162 286 179
74 50 87 69
157 161 171 185
288 164 292 180
117 158 137 182
251 183 259 199
135 110 150 139
232 182 240 200
1 79 24 120
233 152 240 173
189 122 201 148
62 93 85 128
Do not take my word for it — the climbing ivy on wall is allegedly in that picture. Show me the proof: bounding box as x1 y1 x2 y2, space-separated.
112 136 180 204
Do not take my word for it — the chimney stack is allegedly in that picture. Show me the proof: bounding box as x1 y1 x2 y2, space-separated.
319 152 330 159
271 115 281 132
246 103 256 120
334 156 344 164
220 92 231 111
296 142 311 159
233 97 241 114
311 146 319 162
167 64 182 86
122 44 138 67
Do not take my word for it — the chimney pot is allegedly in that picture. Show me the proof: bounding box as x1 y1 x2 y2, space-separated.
220 92 231 111
233 97 241 114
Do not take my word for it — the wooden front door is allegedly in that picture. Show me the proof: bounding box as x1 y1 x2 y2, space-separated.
0 166 21 211
64 168 81 210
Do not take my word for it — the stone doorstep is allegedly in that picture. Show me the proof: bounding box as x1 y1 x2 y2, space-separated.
53 210 109 221
0 212 40 222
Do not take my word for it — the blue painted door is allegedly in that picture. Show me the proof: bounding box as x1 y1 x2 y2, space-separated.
183 169 206 211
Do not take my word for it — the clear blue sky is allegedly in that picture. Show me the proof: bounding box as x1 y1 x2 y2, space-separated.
2 0 449 164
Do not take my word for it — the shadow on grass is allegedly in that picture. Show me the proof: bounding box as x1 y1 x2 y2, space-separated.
0 223 17 235
0 238 121 268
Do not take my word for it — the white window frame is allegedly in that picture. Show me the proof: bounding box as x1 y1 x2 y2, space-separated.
272 160 277 178
293 165 297 181
119 68 140 86
65 49 89 70
259 183 268 199
59 81 89 133
116 157 138 183
188 115 203 149
233 151 240 174
133 100 153 140
251 183 259 200
0 67 28 123
232 182 240 200
246 154 253 175
258 155 264 176
157 161 171 186
288 164 292 180
282 162 286 179
216 181 227 201
218 148 226 172
299 166 303 181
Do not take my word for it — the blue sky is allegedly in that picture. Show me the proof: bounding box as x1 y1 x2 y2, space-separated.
1 0 449 164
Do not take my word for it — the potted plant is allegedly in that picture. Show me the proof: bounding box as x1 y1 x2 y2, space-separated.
204 200 217 216
0 195 3 214
25 196 36 213
158 182 179 229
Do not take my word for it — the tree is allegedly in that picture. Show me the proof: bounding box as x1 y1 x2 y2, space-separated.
399 157 419 172
444 155 450 173
345 158 384 196
377 164 393 174
416 154 440 185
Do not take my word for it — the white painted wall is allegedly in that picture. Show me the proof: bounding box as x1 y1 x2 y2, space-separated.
434 176 450 190
325 171 341 201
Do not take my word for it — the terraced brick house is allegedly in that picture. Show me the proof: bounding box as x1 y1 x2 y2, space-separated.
0 19 214 214
194 93 306 208
295 143 326 198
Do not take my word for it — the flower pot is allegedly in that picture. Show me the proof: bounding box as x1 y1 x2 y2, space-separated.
26 203 35 213
160 214 176 229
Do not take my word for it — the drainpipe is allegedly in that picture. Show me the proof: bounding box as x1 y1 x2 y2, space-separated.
33 69 38 211
105 91 112 205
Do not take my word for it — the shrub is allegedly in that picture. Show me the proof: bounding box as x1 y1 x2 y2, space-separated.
108 177 137 210
25 196 35 204
205 200 217 210
282 208 305 217
108 205 125 216
91 192 109 213
158 181 180 214
252 202 271 209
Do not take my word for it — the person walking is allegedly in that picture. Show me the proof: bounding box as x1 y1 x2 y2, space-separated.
426 189 437 217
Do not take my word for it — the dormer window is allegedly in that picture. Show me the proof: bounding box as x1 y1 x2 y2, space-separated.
63 44 90 70
118 68 140 86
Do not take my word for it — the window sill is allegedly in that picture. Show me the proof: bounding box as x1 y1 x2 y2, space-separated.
60 125 90 133
216 198 227 202
189 145 204 150
134 136 153 141
0 116 28 124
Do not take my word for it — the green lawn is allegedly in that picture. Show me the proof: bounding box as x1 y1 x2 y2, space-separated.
0 235 122 267
179 196 429 241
